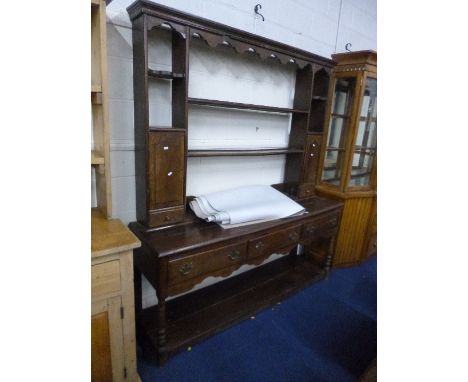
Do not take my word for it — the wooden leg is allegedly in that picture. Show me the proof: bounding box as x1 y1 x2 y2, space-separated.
156 296 167 365
134 266 142 317
325 235 336 277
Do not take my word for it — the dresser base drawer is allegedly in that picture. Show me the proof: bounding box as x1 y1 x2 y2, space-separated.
168 242 247 288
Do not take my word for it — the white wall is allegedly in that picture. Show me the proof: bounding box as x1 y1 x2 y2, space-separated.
97 0 376 306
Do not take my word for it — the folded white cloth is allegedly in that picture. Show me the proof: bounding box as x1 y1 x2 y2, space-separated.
189 185 306 228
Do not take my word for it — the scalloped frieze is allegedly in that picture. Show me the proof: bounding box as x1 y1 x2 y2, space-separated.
146 16 187 39
190 28 312 69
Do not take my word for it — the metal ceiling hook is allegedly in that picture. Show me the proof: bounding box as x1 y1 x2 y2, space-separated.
254 4 265 22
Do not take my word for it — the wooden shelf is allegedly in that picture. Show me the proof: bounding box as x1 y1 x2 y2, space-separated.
148 69 185 79
188 97 309 114
137 255 325 358
187 148 304 157
91 151 105 165
312 96 327 101
149 126 186 132
91 84 102 93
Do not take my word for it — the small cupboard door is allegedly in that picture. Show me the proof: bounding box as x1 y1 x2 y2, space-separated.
148 131 185 210
92 296 126 382
91 312 113 382
302 134 322 184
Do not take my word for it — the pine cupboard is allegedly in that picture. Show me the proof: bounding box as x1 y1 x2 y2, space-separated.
316 50 377 266
91 210 141 382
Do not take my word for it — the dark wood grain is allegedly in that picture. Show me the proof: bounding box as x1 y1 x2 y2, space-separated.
130 197 341 258
127 0 335 68
128 0 343 365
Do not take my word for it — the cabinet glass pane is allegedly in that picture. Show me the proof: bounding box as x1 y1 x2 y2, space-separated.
327 117 345 148
355 120 377 148
322 77 356 186
322 149 343 185
349 77 377 187
349 152 374 186
332 78 356 116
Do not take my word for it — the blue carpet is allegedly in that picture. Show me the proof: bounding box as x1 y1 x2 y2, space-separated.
138 256 377 382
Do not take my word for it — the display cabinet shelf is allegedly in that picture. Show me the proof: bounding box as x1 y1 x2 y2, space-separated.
188 97 309 114
148 69 185 79
187 148 304 157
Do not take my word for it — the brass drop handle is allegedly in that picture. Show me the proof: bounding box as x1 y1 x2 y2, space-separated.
178 262 193 276
329 218 337 225
288 232 299 241
255 241 264 251
228 249 241 261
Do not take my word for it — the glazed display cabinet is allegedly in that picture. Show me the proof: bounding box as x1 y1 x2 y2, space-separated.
315 50 377 266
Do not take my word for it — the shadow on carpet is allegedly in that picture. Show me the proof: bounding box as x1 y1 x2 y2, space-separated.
138 255 377 382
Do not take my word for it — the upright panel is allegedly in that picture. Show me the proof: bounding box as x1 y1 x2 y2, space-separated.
132 14 150 223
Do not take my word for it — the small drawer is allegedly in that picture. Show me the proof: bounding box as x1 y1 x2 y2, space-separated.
92 260 121 298
168 242 247 286
302 212 340 240
248 225 301 260
297 183 315 199
148 206 185 227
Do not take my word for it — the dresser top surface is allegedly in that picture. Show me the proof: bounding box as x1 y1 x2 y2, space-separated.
92 208 141 258
130 197 342 257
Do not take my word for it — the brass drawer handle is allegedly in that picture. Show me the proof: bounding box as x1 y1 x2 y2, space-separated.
178 262 193 276
329 218 337 226
255 241 264 251
288 232 299 241
228 249 241 261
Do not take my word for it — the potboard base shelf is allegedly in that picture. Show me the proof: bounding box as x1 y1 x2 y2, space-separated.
137 255 324 364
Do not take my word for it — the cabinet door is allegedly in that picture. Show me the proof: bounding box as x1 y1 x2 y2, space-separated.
302 134 322 184
321 76 357 187
348 77 377 188
92 296 126 382
91 312 113 382
148 131 185 210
